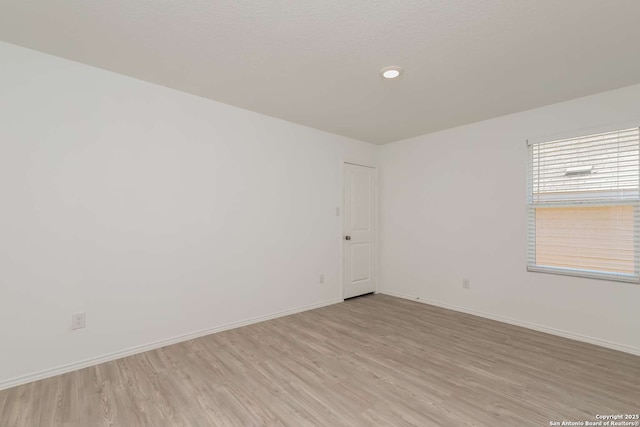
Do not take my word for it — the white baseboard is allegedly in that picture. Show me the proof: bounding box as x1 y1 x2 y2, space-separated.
379 290 640 357
0 298 343 391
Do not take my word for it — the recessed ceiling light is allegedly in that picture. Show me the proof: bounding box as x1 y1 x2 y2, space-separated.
381 66 403 79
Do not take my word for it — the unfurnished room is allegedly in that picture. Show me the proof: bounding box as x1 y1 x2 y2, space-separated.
0 1 639 426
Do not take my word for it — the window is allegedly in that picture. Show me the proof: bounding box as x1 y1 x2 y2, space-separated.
527 126 640 283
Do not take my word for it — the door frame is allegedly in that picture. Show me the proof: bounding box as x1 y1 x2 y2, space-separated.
341 161 378 300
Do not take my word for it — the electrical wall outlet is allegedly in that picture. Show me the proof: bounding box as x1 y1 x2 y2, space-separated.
319 274 325 284
335 207 340 216
463 279 470 289
71 312 86 330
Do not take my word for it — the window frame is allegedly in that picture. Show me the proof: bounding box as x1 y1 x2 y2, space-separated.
526 123 640 284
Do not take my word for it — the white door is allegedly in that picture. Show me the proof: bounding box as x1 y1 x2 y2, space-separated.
343 163 377 299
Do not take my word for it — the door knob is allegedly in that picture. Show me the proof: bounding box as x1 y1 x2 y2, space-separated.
345 235 351 240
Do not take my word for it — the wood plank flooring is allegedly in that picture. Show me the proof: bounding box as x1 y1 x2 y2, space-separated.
1 294 638 426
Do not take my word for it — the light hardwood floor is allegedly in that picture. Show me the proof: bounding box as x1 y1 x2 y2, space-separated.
1 294 638 426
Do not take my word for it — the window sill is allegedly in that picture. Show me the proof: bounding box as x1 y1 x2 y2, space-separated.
527 265 640 284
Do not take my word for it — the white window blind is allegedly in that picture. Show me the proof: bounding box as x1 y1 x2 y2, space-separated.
527 126 640 283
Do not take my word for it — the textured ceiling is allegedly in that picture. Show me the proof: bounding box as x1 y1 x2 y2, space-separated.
2 0 640 144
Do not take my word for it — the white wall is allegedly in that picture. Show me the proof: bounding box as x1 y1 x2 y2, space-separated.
0 41 377 388
379 83 640 355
